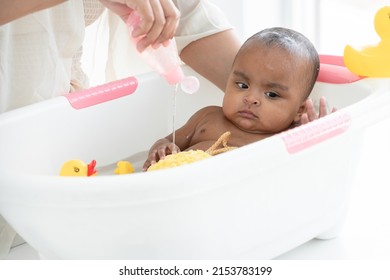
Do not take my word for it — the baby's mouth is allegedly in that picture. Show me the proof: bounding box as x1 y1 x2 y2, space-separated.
238 109 258 119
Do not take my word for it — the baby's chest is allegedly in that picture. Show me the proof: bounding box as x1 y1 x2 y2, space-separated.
192 118 264 147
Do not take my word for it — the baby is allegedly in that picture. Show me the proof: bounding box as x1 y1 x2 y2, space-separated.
144 27 327 170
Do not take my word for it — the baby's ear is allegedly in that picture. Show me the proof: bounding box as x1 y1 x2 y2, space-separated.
294 99 308 123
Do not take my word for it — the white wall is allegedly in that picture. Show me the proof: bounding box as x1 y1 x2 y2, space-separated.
210 0 388 55
317 0 387 54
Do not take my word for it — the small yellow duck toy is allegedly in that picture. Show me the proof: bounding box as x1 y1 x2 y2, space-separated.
60 159 98 176
344 6 390 77
114 161 135 175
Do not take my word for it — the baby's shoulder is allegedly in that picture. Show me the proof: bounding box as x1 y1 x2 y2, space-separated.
186 106 222 125
189 106 223 126
197 105 222 115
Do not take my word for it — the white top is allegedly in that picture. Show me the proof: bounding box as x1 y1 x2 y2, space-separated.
0 0 232 113
0 1 85 113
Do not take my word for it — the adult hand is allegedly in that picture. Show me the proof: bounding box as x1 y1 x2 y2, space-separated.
99 0 180 52
300 96 337 125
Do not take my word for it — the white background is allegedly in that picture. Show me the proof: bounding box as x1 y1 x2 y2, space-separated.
210 0 387 55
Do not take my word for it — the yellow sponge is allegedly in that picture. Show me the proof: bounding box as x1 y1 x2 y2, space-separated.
147 150 211 171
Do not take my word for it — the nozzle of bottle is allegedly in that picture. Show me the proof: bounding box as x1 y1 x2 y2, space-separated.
126 12 199 94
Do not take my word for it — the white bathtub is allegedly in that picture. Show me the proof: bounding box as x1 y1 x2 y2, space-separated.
1 56 390 259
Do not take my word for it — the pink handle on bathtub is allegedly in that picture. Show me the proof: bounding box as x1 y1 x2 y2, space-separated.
280 112 351 154
318 55 364 84
64 77 138 109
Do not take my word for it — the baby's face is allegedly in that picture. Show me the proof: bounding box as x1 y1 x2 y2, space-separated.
222 43 310 134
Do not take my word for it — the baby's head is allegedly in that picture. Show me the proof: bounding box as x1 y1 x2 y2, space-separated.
249 27 320 96
223 27 319 134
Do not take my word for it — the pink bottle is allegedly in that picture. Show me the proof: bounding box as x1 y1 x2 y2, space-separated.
127 12 199 94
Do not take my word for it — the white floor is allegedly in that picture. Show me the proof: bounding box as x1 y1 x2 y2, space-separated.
6 118 390 260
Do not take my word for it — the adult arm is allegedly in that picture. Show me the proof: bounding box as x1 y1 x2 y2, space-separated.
0 0 66 25
180 29 241 92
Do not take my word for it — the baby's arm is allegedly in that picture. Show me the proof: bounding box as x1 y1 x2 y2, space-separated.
143 106 215 171
143 138 180 171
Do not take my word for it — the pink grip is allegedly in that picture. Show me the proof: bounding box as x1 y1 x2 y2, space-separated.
281 113 351 154
318 54 364 84
64 77 138 109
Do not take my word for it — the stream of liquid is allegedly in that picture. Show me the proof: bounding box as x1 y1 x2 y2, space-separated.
172 84 178 147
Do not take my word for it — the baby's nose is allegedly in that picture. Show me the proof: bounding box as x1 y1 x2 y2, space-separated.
244 95 260 105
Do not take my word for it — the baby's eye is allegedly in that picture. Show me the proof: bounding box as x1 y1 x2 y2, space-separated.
265 91 280 99
236 82 249 89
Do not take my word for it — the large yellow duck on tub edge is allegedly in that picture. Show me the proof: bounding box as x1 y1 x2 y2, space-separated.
343 6 390 77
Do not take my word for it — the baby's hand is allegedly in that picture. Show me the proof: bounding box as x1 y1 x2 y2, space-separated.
143 142 180 171
300 97 337 125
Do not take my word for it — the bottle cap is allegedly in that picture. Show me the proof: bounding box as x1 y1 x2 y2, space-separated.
180 76 200 94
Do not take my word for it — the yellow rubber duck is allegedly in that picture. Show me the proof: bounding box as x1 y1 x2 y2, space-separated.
344 6 390 77
114 161 135 175
60 159 98 176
